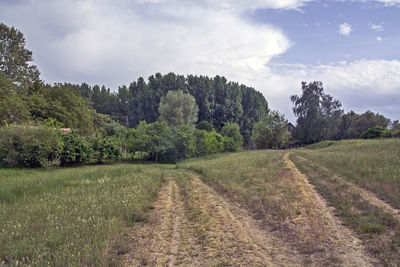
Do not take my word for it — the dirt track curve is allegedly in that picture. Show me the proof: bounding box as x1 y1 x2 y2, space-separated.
123 154 378 266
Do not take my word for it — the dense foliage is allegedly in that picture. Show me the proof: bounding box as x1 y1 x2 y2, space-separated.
291 82 397 144
291 81 343 144
251 111 289 149
0 125 62 167
158 90 199 130
360 126 392 139
74 73 268 144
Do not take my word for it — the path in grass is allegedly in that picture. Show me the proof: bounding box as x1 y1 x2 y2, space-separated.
284 153 377 267
124 171 302 266
296 155 400 222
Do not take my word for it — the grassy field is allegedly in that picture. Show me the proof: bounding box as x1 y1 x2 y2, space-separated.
294 139 400 208
0 163 168 266
178 150 347 265
1 139 399 266
291 139 400 265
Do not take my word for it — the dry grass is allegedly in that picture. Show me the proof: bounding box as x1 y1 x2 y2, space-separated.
0 163 168 266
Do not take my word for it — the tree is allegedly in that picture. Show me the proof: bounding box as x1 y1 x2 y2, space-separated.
251 111 288 149
158 90 199 130
196 120 213 132
173 125 197 159
0 23 41 90
221 122 243 151
338 110 391 139
0 73 30 125
291 81 343 144
146 121 174 162
126 121 151 161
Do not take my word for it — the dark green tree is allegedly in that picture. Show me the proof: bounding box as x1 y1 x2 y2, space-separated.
0 23 41 91
291 81 342 144
251 111 288 149
196 120 213 132
221 122 243 151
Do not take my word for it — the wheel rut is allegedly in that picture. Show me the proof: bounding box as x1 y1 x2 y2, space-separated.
124 171 302 266
284 153 377 266
296 155 400 222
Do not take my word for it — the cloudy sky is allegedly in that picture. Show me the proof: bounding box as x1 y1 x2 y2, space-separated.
1 0 399 122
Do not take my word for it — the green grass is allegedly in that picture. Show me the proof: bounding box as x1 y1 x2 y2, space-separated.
178 150 330 261
296 139 400 208
291 139 400 265
179 150 289 223
0 163 168 266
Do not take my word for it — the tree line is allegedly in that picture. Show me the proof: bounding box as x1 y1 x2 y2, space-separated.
0 22 399 167
70 72 268 144
0 23 250 167
290 81 399 144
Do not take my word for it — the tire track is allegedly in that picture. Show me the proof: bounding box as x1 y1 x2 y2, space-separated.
185 172 302 266
296 155 400 222
284 153 377 266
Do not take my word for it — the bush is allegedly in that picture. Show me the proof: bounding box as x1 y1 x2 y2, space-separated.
360 126 391 139
221 123 243 151
173 125 197 159
194 129 224 156
59 132 93 166
91 135 121 163
0 125 62 167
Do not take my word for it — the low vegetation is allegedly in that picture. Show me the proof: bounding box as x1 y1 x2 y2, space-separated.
0 164 167 266
297 139 400 208
291 139 400 265
179 150 340 265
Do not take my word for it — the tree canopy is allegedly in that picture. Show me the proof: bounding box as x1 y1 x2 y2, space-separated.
0 23 41 90
291 81 343 144
251 111 289 149
158 90 199 130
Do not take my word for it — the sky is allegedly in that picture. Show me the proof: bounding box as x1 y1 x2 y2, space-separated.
1 0 399 123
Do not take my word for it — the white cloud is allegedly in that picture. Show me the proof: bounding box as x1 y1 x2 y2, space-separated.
374 0 400 6
0 0 399 122
262 60 400 121
376 36 383 41
370 23 384 31
0 0 296 87
339 23 352 36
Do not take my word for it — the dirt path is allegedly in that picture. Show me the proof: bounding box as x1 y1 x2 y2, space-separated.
123 174 187 266
123 172 302 266
295 155 400 222
123 154 379 266
284 153 377 266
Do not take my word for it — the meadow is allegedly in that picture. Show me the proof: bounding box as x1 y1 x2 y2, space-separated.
290 139 400 265
293 139 400 208
1 139 399 266
0 163 168 266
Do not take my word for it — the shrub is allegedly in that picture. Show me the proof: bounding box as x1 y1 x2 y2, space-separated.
91 135 122 163
360 126 391 139
173 125 197 159
221 123 243 151
59 132 93 165
194 129 224 156
0 125 62 167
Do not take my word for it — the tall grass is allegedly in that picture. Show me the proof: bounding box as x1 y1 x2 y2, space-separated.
179 150 288 215
296 139 400 208
0 164 166 266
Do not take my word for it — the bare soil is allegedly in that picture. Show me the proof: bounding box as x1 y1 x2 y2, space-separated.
122 155 379 266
